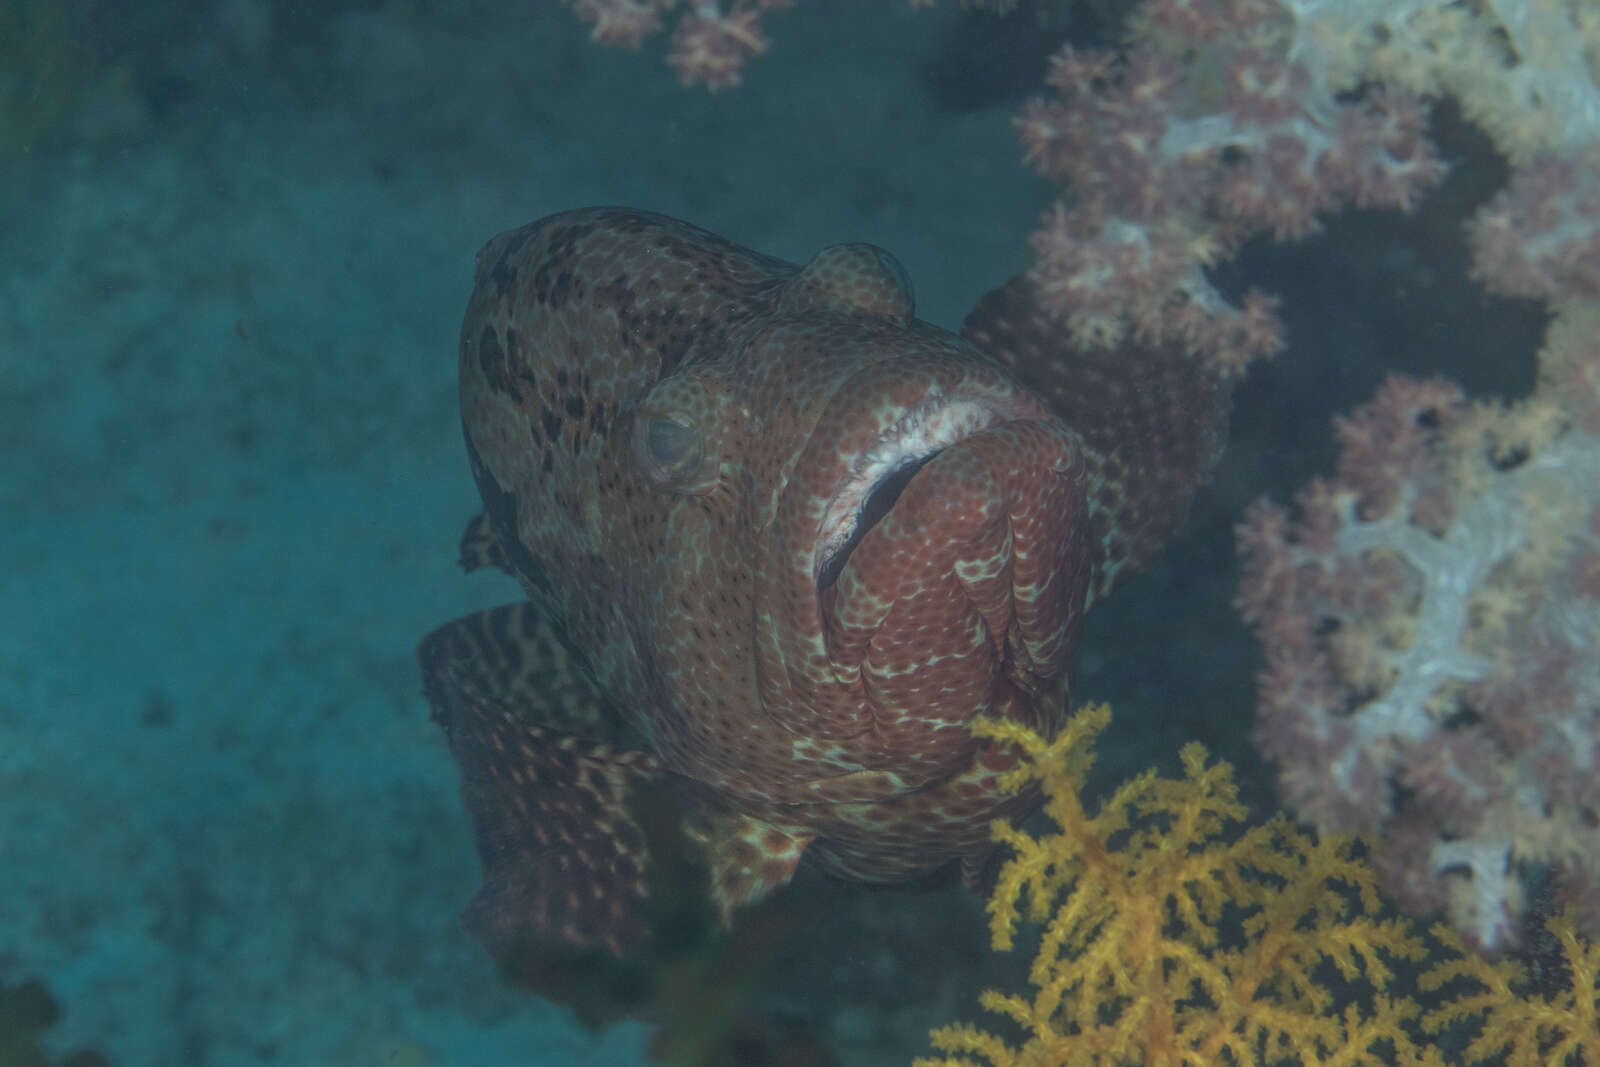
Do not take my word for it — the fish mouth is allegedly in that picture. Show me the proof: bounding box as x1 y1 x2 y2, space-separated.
814 391 1021 592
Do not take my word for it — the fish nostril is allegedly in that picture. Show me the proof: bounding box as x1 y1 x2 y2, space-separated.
816 452 937 593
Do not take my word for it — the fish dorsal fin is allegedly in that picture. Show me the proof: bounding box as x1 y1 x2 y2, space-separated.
782 243 915 323
963 277 1231 600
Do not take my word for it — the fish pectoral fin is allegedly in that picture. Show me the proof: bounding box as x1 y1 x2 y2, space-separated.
461 721 659 959
419 607 659 957
684 813 814 924
419 603 624 740
457 512 510 574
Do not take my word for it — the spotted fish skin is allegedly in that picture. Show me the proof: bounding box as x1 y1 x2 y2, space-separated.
419 207 1226 956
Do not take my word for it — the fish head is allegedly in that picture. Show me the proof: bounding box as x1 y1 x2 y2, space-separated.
626 241 1090 794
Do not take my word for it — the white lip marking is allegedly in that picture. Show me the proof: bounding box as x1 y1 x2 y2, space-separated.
814 394 1004 584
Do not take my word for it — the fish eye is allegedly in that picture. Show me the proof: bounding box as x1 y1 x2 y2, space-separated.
632 369 729 495
645 417 699 468
635 413 709 490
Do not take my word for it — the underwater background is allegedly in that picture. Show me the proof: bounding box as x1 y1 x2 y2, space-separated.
0 1 1559 1065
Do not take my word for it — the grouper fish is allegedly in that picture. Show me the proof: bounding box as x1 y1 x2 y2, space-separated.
418 207 1227 957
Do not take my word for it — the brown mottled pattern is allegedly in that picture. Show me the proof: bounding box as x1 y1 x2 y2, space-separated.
418 207 1227 955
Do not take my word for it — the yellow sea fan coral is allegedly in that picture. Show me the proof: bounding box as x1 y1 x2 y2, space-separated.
1422 916 1600 1064
919 705 1600 1065
917 705 1446 1066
